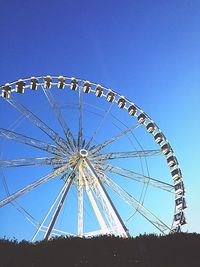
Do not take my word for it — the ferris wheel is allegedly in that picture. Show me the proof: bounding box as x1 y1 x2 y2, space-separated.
0 76 187 241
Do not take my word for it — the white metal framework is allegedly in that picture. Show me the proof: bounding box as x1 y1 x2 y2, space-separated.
0 76 186 240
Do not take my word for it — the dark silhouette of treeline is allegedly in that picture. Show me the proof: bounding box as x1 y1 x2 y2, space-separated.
0 233 200 267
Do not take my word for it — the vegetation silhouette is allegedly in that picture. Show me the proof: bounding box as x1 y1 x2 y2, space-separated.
0 233 199 267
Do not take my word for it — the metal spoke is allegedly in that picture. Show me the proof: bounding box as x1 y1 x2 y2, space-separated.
41 85 76 151
1 171 40 228
93 149 162 161
82 168 114 232
77 88 83 149
84 158 129 237
85 103 113 150
0 156 68 169
96 162 174 193
0 164 69 208
90 123 141 154
6 96 71 153
44 162 81 240
100 172 171 234
78 165 84 236
32 173 70 242
0 128 65 156
80 168 109 235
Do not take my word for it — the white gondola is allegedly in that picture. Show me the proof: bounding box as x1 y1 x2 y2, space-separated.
30 77 38 90
117 97 126 108
154 132 164 144
175 196 187 209
95 85 103 97
137 113 146 124
171 168 182 181
174 211 186 225
146 122 156 133
106 91 115 102
57 76 65 89
174 211 182 221
2 84 11 99
43 76 52 89
167 155 177 168
161 143 171 155
70 78 78 90
175 181 184 195
128 105 136 116
83 81 91 93
16 79 25 93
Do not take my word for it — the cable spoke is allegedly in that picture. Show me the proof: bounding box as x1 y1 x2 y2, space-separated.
100 172 171 234
0 164 69 208
93 149 162 160
41 85 76 151
0 156 68 168
6 96 71 153
0 128 65 156
96 162 174 193
90 123 141 153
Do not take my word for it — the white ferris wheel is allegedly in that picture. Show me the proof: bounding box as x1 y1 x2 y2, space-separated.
0 76 187 241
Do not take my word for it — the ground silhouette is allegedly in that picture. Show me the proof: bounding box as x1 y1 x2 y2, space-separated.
0 233 199 267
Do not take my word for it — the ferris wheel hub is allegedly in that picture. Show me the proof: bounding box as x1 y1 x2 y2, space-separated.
79 149 88 157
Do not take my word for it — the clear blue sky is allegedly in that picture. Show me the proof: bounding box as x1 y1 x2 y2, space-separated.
0 0 200 239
